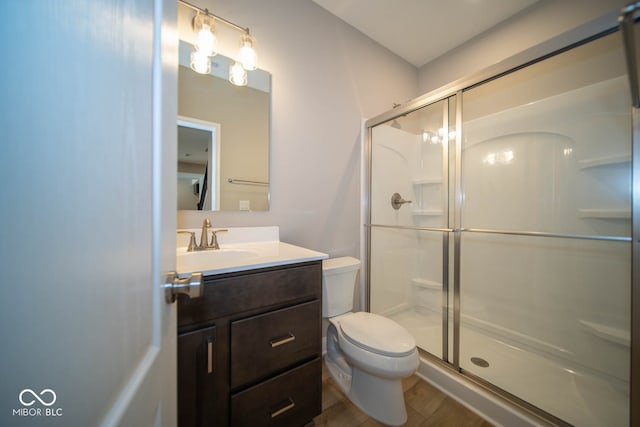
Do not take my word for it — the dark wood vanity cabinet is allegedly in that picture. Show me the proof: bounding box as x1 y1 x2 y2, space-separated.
177 261 323 427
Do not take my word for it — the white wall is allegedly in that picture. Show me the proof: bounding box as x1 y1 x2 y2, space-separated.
177 0 417 257
417 0 629 95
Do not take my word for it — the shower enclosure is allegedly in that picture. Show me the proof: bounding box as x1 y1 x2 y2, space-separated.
366 17 639 427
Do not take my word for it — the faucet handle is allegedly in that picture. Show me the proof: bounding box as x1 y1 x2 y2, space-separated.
209 229 228 249
177 231 197 252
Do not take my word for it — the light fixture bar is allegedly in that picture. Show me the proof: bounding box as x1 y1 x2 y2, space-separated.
179 0 251 35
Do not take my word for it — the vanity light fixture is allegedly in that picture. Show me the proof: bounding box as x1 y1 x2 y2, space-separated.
238 33 257 71
180 0 258 81
190 49 211 74
229 61 248 86
192 12 216 57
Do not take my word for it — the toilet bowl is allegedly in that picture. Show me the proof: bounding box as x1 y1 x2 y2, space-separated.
322 257 419 426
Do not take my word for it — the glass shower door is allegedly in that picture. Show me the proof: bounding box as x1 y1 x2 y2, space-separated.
369 97 455 359
459 31 631 426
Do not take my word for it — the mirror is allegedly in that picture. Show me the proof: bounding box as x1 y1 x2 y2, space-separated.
177 40 270 211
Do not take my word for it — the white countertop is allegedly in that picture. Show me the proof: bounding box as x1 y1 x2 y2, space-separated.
176 226 328 277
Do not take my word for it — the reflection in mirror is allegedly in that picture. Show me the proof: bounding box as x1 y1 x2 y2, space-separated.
177 118 220 211
178 40 271 212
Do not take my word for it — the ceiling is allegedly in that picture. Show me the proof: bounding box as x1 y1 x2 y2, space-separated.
312 0 539 67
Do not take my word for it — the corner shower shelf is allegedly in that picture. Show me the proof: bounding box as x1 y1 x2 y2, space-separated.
412 178 442 185
579 320 630 347
412 210 443 216
578 208 631 219
577 154 631 169
411 278 442 290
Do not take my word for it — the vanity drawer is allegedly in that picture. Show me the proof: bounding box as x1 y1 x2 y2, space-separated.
178 261 321 330
230 300 321 389
230 358 321 427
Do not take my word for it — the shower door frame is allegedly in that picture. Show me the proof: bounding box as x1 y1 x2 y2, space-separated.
620 4 640 426
364 17 638 426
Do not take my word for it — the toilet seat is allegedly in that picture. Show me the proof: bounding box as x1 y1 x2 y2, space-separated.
338 312 416 357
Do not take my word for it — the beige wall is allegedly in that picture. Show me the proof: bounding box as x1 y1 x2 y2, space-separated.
177 177 200 210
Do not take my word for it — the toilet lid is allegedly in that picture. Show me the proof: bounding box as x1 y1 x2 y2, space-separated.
339 312 416 357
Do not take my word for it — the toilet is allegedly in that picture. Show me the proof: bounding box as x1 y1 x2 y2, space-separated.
322 257 419 426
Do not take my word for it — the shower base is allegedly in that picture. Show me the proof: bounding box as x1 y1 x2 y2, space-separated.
387 308 628 427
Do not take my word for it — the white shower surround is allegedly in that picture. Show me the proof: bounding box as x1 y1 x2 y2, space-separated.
369 77 631 426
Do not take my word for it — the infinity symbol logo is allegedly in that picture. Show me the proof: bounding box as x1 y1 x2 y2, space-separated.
18 389 57 407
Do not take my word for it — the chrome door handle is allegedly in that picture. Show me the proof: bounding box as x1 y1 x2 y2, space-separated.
164 271 203 303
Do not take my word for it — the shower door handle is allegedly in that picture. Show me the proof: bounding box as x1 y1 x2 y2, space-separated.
391 193 412 210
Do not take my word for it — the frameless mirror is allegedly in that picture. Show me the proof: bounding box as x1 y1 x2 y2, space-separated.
177 40 270 211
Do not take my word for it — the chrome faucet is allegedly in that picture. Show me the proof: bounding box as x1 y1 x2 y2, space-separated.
178 220 228 252
200 219 212 249
190 219 228 251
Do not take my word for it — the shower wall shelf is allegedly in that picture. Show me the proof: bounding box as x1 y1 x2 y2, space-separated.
577 154 631 169
578 208 631 219
412 178 442 185
411 278 442 289
412 278 442 315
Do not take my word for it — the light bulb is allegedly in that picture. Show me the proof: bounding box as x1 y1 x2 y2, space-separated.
193 13 216 57
190 49 211 74
238 34 257 71
229 62 247 86
197 25 216 56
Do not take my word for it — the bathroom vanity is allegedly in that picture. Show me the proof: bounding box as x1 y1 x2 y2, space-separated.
175 227 326 426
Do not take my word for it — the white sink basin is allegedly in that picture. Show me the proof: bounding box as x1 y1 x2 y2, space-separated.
175 227 328 276
177 248 260 273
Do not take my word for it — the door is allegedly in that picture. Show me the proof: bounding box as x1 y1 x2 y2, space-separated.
368 97 455 359
459 30 631 426
367 26 633 427
619 5 640 427
0 1 178 426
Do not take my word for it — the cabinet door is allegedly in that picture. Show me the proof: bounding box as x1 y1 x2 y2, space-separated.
178 326 217 427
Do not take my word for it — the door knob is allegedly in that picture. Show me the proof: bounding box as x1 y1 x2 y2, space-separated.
391 192 412 210
164 271 203 303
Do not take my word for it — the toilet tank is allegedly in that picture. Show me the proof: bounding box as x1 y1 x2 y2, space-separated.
322 257 361 318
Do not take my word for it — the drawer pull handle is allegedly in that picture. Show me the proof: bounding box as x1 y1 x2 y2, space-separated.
270 398 295 418
269 333 296 348
207 339 214 374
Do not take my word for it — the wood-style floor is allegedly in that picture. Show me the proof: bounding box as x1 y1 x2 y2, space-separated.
312 365 494 427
